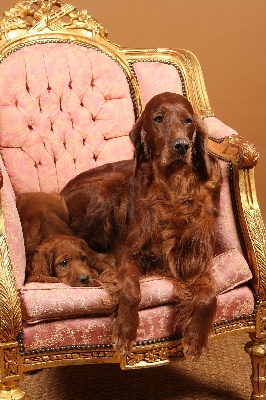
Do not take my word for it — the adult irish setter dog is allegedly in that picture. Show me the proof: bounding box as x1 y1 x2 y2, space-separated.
61 92 222 358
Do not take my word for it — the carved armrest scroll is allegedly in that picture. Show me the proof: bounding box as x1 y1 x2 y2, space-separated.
208 135 259 168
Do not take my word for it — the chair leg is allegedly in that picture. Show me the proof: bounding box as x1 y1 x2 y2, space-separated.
245 334 266 399
0 342 25 399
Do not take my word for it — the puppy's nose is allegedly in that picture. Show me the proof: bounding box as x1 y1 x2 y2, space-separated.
79 275 89 284
172 139 190 154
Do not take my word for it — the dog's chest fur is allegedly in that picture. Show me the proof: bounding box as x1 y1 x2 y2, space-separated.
128 170 212 274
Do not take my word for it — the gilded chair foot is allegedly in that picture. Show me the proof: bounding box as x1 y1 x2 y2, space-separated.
245 337 266 399
0 384 26 400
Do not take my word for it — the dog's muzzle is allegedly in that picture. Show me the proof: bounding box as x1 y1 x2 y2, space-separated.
79 275 89 284
172 139 190 154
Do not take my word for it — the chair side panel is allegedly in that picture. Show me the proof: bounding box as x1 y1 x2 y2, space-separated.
0 156 25 287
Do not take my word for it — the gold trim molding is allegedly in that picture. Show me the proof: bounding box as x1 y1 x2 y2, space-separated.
23 349 119 371
212 319 255 337
22 340 184 371
120 341 184 370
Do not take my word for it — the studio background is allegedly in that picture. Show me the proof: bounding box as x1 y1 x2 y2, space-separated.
1 0 265 218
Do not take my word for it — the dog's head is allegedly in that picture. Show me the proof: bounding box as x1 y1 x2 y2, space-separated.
129 92 211 180
27 235 100 286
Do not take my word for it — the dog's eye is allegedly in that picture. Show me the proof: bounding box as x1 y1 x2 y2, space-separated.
154 115 164 124
80 254 86 262
59 260 68 267
184 117 193 125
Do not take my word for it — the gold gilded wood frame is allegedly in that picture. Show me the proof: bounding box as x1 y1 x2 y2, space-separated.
0 1 264 399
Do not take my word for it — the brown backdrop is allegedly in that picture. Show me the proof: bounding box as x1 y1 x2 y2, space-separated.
1 0 266 218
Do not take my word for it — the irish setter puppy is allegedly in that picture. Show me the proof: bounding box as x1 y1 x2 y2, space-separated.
26 234 101 286
16 192 109 286
61 92 222 358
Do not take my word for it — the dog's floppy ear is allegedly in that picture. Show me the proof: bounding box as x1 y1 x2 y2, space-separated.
26 243 59 283
192 115 211 181
129 114 148 175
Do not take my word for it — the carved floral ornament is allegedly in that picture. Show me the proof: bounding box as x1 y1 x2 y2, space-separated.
0 0 108 40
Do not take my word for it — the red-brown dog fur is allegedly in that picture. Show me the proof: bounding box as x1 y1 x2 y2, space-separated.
16 192 110 286
61 92 222 358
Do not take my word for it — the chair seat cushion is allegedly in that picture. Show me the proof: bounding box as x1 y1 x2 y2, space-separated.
22 285 255 352
20 248 252 324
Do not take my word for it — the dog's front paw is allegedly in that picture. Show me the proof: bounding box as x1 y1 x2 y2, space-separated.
182 326 209 360
113 336 133 356
112 317 138 356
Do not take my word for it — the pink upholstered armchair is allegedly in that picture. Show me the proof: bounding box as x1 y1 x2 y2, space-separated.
0 1 264 399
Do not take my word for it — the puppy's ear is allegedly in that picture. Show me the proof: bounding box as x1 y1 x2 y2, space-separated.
26 244 58 283
129 114 147 175
192 115 211 181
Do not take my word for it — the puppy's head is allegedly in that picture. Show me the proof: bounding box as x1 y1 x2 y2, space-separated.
129 92 211 180
27 235 100 287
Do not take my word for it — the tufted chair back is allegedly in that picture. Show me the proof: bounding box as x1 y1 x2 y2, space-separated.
0 43 135 193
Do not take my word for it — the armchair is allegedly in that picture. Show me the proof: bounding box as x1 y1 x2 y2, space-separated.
0 1 264 399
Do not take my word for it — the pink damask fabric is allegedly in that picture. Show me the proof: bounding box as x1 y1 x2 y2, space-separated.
133 62 183 108
22 285 254 352
212 248 251 293
0 43 135 194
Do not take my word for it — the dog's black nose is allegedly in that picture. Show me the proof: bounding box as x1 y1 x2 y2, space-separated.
172 139 190 154
79 275 89 284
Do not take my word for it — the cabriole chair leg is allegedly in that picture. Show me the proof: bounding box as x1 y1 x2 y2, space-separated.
245 334 266 399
